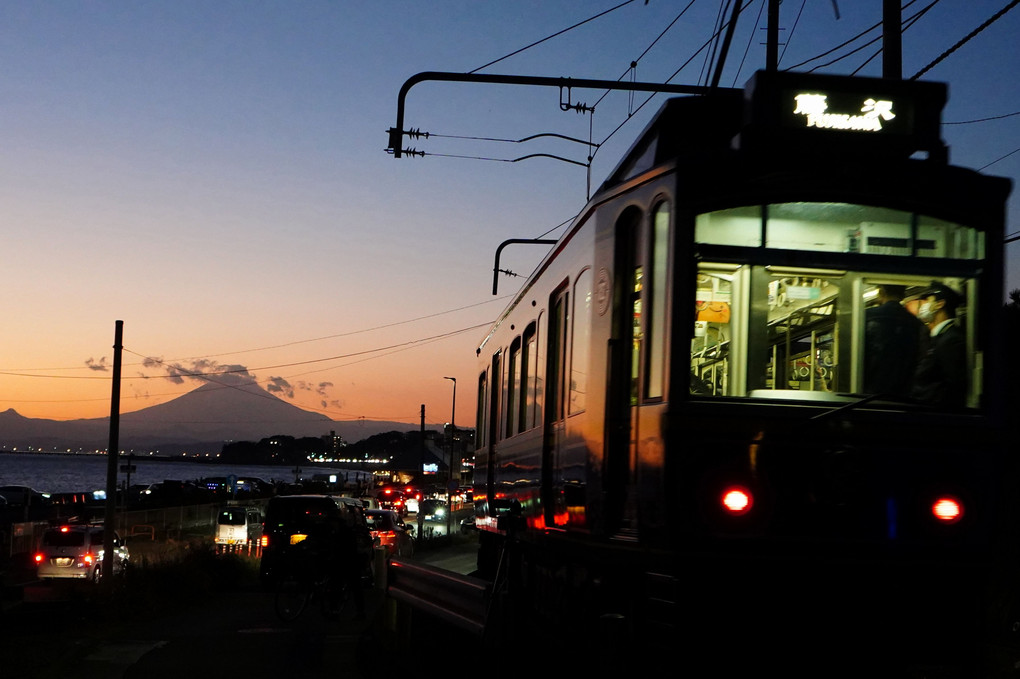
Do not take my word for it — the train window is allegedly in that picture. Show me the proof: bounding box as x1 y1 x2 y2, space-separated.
692 264 740 395
859 277 977 407
766 203 905 253
690 260 980 409
547 287 569 424
570 269 592 415
523 320 540 431
915 216 984 260
507 337 522 437
695 205 762 247
762 269 843 393
697 202 982 259
490 351 502 444
645 202 671 400
476 370 488 450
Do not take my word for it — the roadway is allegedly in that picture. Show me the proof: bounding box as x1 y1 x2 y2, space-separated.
4 532 481 679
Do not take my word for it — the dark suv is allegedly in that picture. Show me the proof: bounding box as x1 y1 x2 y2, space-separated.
258 495 371 587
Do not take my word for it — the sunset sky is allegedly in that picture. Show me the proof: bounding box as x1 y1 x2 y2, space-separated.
2 1 1017 437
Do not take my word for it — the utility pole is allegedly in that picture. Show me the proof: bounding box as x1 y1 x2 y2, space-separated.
102 320 123 592
883 0 902 79
418 404 425 540
766 0 780 72
444 377 457 537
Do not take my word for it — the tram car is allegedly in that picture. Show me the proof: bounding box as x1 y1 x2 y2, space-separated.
471 70 1013 670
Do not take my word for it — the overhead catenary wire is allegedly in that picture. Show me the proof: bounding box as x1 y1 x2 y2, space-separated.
731 0 769 87
469 0 639 74
980 146 1020 173
910 0 1020 80
594 2 756 158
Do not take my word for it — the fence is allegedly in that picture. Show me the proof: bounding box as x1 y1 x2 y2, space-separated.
3 499 270 558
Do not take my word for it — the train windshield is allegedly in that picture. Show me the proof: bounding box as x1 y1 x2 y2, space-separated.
690 202 984 409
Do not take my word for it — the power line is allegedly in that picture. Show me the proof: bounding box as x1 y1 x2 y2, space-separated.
469 0 639 74
910 0 1020 81
979 146 1020 172
945 111 1020 125
0 297 508 374
127 323 493 382
0 323 492 382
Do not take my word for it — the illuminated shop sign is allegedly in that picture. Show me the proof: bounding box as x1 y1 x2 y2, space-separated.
792 93 896 132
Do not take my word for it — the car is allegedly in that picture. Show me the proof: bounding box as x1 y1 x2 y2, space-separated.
215 506 263 551
0 485 51 506
376 488 408 516
259 494 372 587
420 499 448 522
460 515 477 534
35 524 129 581
365 509 414 557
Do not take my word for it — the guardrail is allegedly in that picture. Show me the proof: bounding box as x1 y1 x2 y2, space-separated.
386 557 490 637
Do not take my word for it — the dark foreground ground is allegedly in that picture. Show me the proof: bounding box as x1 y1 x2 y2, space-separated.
6 583 390 678
7 535 1020 678
2 535 481 679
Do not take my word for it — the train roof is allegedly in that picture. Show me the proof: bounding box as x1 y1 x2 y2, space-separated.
597 88 744 196
478 71 1011 353
599 70 957 197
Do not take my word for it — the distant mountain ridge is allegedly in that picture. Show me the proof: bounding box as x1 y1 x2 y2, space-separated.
0 382 416 452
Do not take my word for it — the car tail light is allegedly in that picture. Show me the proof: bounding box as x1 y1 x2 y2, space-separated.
260 535 269 548
721 486 753 516
34 553 44 564
932 496 963 524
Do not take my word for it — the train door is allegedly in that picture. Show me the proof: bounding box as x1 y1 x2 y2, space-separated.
604 202 672 538
486 351 501 512
542 285 569 528
635 201 671 537
605 207 643 535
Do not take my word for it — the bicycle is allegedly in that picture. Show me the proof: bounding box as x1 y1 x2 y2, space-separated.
273 545 351 622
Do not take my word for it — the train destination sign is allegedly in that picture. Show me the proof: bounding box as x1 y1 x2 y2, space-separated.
742 70 947 160
792 93 896 133
777 83 915 137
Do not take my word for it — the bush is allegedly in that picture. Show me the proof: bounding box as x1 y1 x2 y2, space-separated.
105 537 260 618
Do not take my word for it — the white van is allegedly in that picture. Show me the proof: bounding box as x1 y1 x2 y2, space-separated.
215 506 263 551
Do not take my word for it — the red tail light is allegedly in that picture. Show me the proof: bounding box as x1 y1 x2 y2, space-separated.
932 496 963 524
721 486 753 515
260 535 269 548
34 553 44 564
83 554 94 565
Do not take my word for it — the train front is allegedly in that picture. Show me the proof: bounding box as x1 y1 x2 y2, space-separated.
664 71 1014 669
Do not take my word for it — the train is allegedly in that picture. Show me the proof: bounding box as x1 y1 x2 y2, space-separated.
467 70 1014 672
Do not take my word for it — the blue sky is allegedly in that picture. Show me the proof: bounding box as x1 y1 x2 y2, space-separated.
1 1 1017 430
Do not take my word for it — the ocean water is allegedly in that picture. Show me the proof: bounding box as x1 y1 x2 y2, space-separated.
0 452 369 494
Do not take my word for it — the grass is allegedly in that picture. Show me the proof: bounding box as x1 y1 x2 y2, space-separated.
104 537 260 618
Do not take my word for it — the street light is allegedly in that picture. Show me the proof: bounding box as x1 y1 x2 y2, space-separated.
444 376 456 536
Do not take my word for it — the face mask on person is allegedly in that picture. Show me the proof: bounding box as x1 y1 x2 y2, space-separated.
918 300 937 324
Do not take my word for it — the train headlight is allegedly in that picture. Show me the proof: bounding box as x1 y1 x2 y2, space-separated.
721 486 753 516
931 496 963 524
